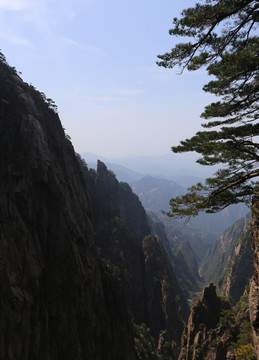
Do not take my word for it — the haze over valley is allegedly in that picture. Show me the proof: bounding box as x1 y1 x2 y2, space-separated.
0 0 258 359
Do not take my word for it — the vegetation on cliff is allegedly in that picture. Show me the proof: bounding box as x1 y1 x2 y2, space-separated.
179 284 255 359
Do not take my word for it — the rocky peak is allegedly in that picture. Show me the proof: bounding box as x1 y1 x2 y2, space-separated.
179 284 232 360
97 159 108 174
96 160 116 179
202 283 217 303
179 282 256 360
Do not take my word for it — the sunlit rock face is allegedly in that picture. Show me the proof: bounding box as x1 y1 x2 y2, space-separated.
249 195 259 360
0 58 137 360
179 283 232 360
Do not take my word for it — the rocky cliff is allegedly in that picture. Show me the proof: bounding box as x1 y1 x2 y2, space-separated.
0 53 137 359
200 215 253 300
249 195 259 359
219 226 253 302
179 284 255 360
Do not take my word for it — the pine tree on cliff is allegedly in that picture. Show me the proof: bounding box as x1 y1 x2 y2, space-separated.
157 0 259 218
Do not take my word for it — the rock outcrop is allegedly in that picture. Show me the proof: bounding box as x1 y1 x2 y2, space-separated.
179 283 231 360
179 283 255 360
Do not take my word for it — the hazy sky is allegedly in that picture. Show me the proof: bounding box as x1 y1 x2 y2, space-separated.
0 0 215 158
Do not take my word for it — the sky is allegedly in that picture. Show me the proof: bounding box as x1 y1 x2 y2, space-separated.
0 0 215 158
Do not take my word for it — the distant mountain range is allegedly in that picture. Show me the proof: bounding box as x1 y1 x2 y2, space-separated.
82 152 210 190
82 151 217 181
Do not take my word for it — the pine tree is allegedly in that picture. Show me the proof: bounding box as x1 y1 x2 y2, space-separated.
157 0 259 218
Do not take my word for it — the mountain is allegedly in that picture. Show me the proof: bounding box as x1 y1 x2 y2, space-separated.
164 220 216 263
131 175 185 212
171 175 204 189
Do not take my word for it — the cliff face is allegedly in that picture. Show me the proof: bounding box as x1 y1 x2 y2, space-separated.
179 284 230 360
0 55 136 359
249 195 259 359
200 215 253 300
220 227 253 302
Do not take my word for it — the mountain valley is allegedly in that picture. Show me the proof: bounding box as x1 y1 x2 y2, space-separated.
0 52 258 359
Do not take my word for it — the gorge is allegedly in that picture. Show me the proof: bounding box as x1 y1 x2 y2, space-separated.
0 52 258 359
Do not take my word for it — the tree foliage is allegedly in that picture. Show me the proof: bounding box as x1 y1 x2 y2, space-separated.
157 0 259 218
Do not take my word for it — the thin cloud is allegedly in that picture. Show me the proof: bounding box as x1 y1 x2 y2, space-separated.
85 96 123 102
0 0 30 11
0 33 31 46
118 89 145 96
82 96 124 107
60 37 106 57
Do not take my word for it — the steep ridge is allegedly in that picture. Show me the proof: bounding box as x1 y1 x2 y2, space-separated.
249 195 259 359
200 215 253 301
0 54 137 359
85 160 188 358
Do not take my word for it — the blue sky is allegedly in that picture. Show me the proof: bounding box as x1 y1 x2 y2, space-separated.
0 0 215 157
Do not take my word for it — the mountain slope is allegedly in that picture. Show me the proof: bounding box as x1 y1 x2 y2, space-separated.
219 227 254 301
131 175 185 212
0 54 137 360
